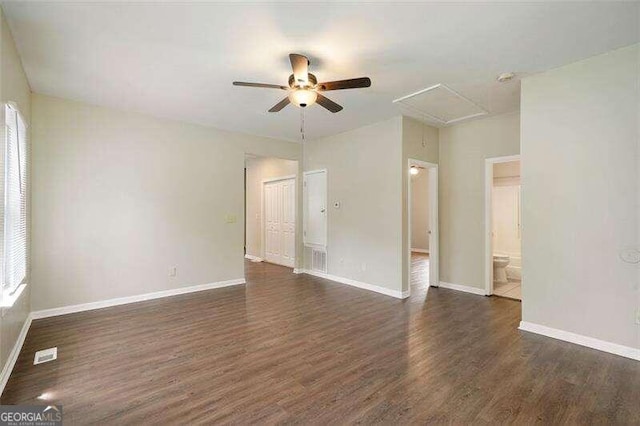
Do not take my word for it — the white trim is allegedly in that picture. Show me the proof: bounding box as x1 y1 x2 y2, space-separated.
302 269 408 299
292 268 303 274
407 159 439 298
411 248 429 254
244 254 263 262
31 278 246 320
519 321 640 361
261 174 296 184
445 111 489 125
485 155 521 164
303 169 328 176
0 312 32 395
438 281 487 296
484 154 521 296
393 84 488 125
0 283 26 308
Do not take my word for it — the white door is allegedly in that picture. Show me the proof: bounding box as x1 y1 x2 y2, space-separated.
264 178 295 267
303 170 327 247
281 179 296 266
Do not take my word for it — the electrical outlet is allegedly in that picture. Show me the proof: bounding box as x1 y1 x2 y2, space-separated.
361 262 367 272
636 308 640 325
169 266 177 277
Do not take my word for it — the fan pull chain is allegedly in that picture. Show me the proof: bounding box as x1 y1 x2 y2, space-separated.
300 108 305 141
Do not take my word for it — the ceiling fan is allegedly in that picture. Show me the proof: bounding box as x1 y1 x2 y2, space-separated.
233 53 371 113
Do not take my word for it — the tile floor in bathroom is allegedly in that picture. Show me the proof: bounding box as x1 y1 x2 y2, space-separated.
493 280 521 300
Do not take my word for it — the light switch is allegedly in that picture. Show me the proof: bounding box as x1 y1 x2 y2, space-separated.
225 214 237 224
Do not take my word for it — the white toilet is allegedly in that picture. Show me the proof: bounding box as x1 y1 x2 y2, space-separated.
493 255 510 284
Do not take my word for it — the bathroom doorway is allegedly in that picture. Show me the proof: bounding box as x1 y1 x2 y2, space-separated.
408 159 439 295
485 155 521 300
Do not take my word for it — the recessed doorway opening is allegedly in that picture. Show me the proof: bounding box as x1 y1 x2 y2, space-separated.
244 154 299 269
485 155 522 301
408 159 439 296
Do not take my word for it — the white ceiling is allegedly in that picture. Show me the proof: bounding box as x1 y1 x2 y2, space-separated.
3 2 639 141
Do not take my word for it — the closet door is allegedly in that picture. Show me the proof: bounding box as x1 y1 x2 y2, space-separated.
280 179 296 267
264 181 282 264
264 178 296 267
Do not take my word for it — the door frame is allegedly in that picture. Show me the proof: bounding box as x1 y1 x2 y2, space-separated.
261 175 297 267
484 155 521 295
407 159 439 293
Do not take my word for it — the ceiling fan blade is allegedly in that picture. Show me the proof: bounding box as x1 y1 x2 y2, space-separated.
317 77 371 91
268 97 291 112
233 82 287 89
289 54 309 87
316 93 343 113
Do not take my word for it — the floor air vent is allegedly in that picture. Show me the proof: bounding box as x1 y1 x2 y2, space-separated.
312 248 327 273
34 347 57 365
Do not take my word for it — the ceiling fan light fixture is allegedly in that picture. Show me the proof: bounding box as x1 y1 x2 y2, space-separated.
232 53 370 114
289 89 318 108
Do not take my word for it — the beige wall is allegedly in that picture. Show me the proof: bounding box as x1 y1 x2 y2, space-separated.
304 117 403 293
439 112 520 289
402 116 439 291
0 8 31 371
521 44 639 348
245 156 298 260
411 171 429 251
31 94 300 311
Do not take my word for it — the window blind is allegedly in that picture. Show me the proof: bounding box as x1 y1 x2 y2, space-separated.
4 104 27 294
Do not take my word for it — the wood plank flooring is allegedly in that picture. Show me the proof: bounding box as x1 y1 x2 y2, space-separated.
2 257 639 424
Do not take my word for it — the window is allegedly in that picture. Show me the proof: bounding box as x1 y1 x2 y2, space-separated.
2 104 27 302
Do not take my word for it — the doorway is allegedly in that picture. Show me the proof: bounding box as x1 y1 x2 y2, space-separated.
408 159 439 294
485 155 522 300
244 155 298 269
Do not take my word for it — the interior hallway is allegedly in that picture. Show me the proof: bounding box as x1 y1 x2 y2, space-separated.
2 260 639 423
410 251 430 296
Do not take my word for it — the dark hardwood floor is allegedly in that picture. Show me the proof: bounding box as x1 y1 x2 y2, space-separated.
2 257 639 424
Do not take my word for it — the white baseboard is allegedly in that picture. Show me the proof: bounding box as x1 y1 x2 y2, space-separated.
244 254 263 262
292 268 303 274
519 321 640 361
411 248 430 254
438 281 487 296
31 278 246 320
301 269 408 299
0 313 32 395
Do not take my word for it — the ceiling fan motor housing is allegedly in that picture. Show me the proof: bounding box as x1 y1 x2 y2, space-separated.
289 73 317 89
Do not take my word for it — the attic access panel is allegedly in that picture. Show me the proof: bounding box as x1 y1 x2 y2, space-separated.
393 84 488 125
